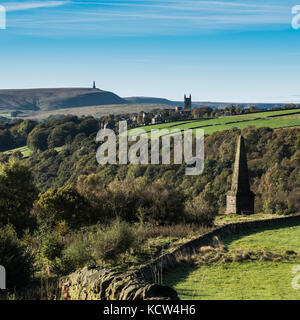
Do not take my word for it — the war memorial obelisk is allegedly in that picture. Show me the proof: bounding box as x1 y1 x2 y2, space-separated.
226 136 255 215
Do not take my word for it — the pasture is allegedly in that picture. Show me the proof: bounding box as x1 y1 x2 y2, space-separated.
140 108 300 136
163 221 300 300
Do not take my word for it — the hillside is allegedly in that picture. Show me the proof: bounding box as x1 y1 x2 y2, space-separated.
139 108 300 136
0 88 127 112
0 116 299 299
124 96 176 106
0 87 294 116
124 97 288 109
16 103 175 121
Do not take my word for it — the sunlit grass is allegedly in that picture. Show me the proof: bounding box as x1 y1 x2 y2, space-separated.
164 261 300 300
133 109 300 137
3 145 63 158
3 146 33 157
163 218 300 300
225 224 300 254
215 213 287 226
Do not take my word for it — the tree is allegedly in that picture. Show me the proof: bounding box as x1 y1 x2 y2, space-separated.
27 127 49 151
78 118 99 136
36 185 92 229
0 158 38 235
192 107 212 119
141 180 185 225
0 129 13 151
282 104 296 110
249 106 259 113
185 183 217 226
17 119 37 136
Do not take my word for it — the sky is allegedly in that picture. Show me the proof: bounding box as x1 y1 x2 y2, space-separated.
0 0 300 102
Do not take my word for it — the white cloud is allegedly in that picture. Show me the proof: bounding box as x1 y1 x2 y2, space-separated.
4 0 293 36
85 0 286 10
3 1 70 12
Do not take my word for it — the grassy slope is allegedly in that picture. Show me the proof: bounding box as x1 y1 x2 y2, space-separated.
3 146 33 157
3 146 62 158
225 224 300 253
163 221 300 300
164 261 299 300
139 109 300 136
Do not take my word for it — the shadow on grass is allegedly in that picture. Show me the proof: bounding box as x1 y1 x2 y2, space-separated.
221 218 300 246
162 264 199 295
163 216 300 291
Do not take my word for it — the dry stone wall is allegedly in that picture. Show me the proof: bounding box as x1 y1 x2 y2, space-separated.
61 267 179 300
137 214 300 283
61 214 300 300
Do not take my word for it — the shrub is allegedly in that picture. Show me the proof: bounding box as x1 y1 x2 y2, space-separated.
185 183 217 226
41 233 63 263
60 238 94 275
0 225 34 290
93 220 136 263
141 180 185 225
55 220 69 236
78 177 186 225
104 177 146 222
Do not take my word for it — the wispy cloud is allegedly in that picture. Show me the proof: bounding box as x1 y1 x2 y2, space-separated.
87 0 286 10
3 1 70 12
4 0 294 36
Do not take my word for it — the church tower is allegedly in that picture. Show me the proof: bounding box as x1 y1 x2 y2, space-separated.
184 94 192 109
226 136 255 215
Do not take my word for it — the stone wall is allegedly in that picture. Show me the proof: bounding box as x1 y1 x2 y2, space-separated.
61 267 179 300
136 214 300 283
61 214 300 300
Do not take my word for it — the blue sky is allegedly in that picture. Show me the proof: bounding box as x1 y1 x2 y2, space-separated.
0 0 300 102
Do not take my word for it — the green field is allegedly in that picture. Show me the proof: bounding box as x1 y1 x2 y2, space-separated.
164 261 300 300
163 221 300 300
236 109 300 118
3 146 63 158
137 108 300 137
224 224 300 253
3 146 33 158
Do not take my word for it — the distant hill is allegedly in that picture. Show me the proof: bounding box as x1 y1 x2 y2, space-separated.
124 97 176 106
125 97 288 110
0 88 127 111
0 87 292 114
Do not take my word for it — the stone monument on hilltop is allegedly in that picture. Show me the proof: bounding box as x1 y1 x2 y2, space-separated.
226 135 255 215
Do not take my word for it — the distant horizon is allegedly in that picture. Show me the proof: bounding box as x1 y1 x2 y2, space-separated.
0 85 297 105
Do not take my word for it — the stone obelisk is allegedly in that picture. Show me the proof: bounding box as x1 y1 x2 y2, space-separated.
226 136 254 215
